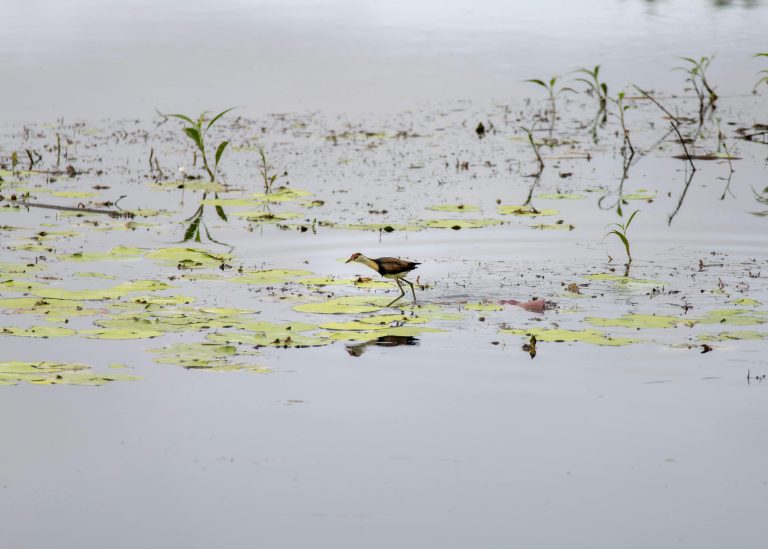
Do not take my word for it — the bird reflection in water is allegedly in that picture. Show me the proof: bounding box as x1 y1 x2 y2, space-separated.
345 335 420 357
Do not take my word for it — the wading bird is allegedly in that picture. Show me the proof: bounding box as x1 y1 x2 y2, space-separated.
345 252 420 307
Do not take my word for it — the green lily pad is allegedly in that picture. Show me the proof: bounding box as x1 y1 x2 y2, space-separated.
81 328 165 339
733 298 762 306
698 331 767 341
498 205 558 216
423 219 503 229
317 326 445 341
292 296 391 314
232 269 313 284
585 273 668 285
61 246 145 262
531 223 575 230
0 361 140 386
234 211 303 222
426 204 481 213
623 190 657 200
150 342 268 372
1 325 76 338
145 247 232 269
152 180 227 192
249 188 312 203
31 279 170 301
74 272 118 279
207 331 330 348
501 327 638 346
585 314 684 329
697 309 767 326
535 193 585 200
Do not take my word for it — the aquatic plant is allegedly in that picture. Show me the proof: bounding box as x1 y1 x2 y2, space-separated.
525 75 575 120
674 55 718 119
574 65 608 109
613 91 635 158
605 209 639 267
162 108 235 182
520 126 545 176
753 53 768 92
256 144 280 193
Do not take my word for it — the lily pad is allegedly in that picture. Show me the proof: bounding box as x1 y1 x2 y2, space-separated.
145 247 232 269
61 246 145 262
535 193 585 200
0 361 140 386
698 331 767 341
697 309 767 326
585 274 668 286
426 204 481 213
501 327 638 346
423 219 503 229
293 296 391 314
585 314 685 329
498 205 558 216
32 279 170 301
232 269 313 285
1 325 76 338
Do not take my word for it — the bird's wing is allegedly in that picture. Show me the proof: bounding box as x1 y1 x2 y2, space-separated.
374 257 418 275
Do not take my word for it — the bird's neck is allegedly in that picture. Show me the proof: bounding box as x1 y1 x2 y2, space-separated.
358 255 380 272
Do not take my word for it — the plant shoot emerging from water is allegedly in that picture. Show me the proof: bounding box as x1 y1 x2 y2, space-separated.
162 108 235 182
753 53 768 93
525 75 576 122
613 91 635 159
574 65 609 109
674 55 718 119
256 144 280 193
606 209 639 268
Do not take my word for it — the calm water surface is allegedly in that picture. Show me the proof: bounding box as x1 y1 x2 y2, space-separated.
2 0 767 120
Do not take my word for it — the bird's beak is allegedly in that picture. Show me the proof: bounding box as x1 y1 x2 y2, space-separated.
345 257 353 263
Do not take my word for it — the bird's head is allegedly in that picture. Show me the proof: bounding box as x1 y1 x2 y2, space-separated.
345 252 363 264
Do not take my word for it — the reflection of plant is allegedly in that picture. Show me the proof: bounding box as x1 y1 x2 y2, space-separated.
256 144 282 194
606 209 639 266
613 91 635 158
182 196 231 248
574 65 608 109
525 75 575 120
162 108 235 182
520 126 544 176
751 186 768 217
753 53 768 92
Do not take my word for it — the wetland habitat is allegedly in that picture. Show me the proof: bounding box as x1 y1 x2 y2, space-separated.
1 1 767 548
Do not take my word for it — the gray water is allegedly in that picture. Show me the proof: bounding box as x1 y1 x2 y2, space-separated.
2 0 767 121
1 2 768 549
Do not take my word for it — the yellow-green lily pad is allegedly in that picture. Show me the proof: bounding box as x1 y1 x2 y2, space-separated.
292 296 391 314
145 247 232 269
232 269 313 285
498 205 558 216
0 361 140 386
426 204 481 213
423 219 503 229
1 325 76 338
585 314 685 329
501 327 638 346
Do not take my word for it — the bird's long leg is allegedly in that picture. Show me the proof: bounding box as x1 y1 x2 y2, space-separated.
386 279 406 307
402 278 417 302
